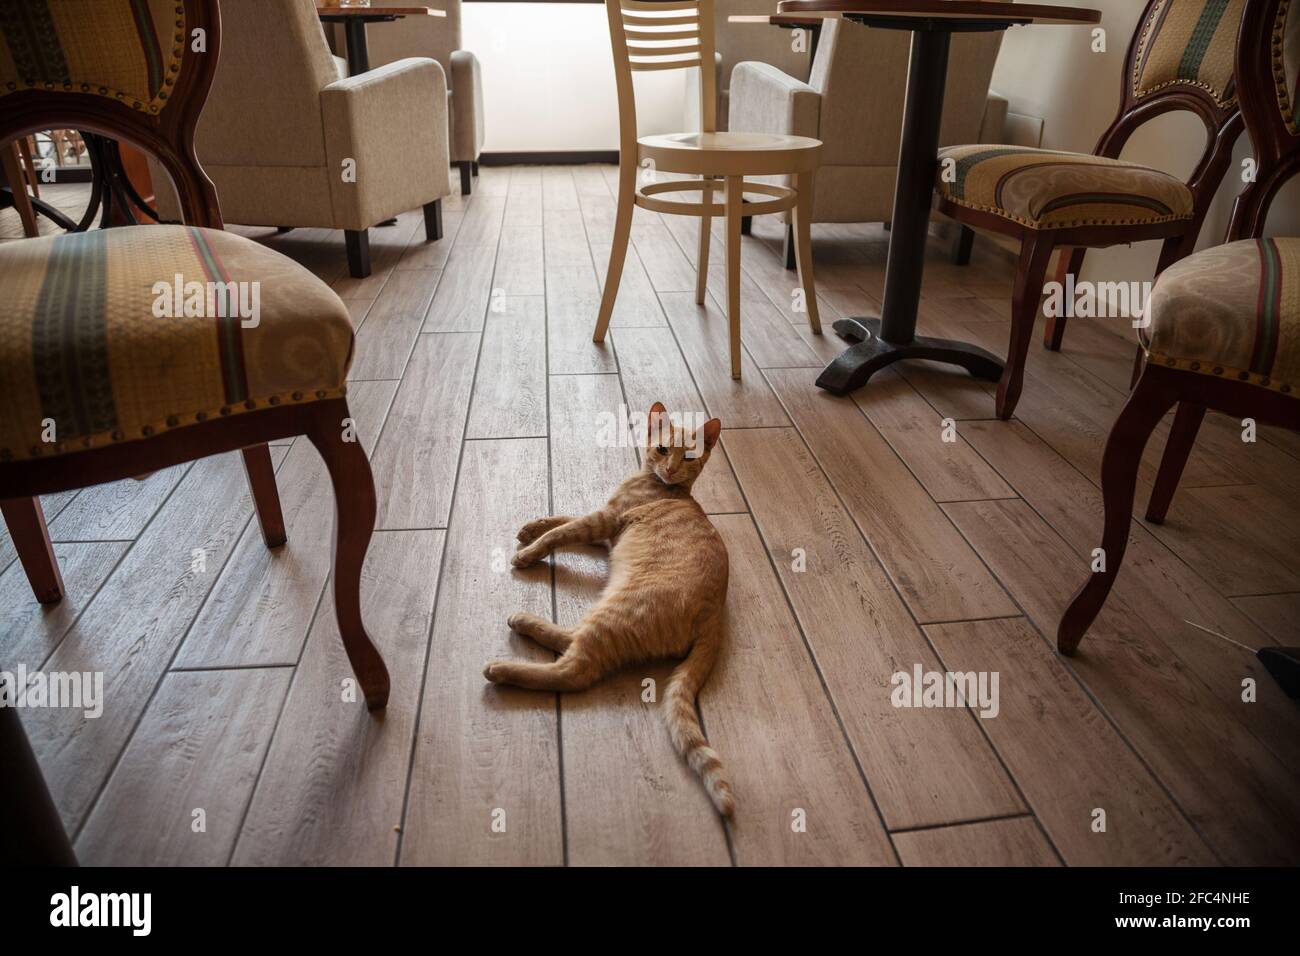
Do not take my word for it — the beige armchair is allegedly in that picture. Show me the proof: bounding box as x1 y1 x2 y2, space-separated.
729 18 1006 266
714 0 812 130
153 0 452 277
364 0 486 195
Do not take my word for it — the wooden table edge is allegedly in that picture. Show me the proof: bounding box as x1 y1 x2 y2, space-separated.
315 6 447 17
775 1 1101 25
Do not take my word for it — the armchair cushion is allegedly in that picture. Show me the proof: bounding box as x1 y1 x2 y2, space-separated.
935 144 1194 230
0 226 353 463
1141 237 1300 395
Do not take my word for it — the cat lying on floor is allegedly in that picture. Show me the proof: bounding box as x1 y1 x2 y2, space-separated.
484 402 733 817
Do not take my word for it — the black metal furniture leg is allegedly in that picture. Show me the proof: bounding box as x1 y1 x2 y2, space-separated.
424 198 443 241
815 27 1003 396
343 19 371 74
345 228 371 278
458 161 473 196
951 224 975 265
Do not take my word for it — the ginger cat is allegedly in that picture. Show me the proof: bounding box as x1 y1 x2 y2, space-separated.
484 402 734 817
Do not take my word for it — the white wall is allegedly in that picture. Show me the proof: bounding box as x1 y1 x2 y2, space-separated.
991 0 1299 285
464 3 689 152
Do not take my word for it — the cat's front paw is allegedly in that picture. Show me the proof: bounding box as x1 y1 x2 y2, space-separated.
511 547 542 569
483 661 507 683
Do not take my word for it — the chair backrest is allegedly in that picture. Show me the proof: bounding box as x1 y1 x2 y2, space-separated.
1130 0 1249 108
365 0 464 73
606 0 718 162
1098 0 1250 220
810 18 1001 168
714 0 811 95
195 0 339 169
1228 0 1300 238
0 0 222 227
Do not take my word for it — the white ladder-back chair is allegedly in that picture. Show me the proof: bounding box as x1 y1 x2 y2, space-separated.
594 0 823 378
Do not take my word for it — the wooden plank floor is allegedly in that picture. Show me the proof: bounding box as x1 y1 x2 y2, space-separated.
3 166 1298 866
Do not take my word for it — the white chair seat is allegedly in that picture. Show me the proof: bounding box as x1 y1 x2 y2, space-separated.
638 130 821 176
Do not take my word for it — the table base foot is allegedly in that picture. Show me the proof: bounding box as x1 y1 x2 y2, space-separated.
816 317 1003 396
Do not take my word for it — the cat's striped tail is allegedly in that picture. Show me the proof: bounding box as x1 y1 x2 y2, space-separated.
663 612 734 818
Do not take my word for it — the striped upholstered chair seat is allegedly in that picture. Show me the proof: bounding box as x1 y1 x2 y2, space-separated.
0 225 354 463
934 145 1195 230
1141 237 1300 395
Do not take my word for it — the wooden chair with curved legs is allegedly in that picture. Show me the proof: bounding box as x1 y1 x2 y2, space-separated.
934 0 1248 419
0 0 389 709
592 0 823 379
1058 0 1300 655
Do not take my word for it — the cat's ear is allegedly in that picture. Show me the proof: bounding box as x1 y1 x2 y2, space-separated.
647 402 668 445
701 418 722 451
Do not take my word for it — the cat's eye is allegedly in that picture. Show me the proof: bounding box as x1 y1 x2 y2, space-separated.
654 445 668 456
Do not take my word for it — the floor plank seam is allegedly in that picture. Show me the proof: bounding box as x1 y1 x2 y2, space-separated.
764 422 1054 862
936 498 1230 865
392 173 511 866
718 439 904 866
69 455 267 846
224 581 331 866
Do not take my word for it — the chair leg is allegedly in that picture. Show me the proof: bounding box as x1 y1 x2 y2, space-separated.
740 212 753 235
594 164 635 343
305 401 389 711
725 175 744 380
1058 369 1178 654
18 135 40 198
1129 345 1146 390
0 497 64 604
0 703 76 865
458 161 473 196
696 179 713 305
241 444 286 548
782 221 796 271
344 228 370 278
2 142 39 238
424 198 443 242
793 171 821 335
471 160 479 177
1043 247 1086 351
1145 402 1205 524
950 224 975 265
997 235 1056 420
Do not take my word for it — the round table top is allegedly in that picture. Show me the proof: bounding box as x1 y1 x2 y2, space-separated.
775 1 1100 26
315 5 445 18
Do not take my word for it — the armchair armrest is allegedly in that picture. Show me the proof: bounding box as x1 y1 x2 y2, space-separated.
449 49 485 163
321 58 452 230
979 90 1009 144
728 61 820 140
